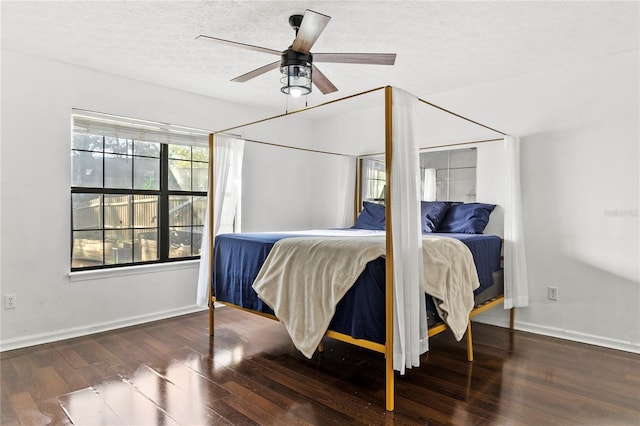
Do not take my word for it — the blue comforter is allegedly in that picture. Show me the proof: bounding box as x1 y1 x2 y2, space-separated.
213 230 501 344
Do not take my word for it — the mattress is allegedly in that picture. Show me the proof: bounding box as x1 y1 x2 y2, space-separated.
213 230 502 344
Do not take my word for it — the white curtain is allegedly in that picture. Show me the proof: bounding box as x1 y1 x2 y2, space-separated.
422 168 437 201
504 135 529 308
390 87 429 373
335 155 357 228
196 135 245 308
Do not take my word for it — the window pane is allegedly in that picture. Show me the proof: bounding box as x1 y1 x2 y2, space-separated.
192 226 203 255
133 156 160 190
71 150 103 187
169 226 193 258
168 144 191 160
134 140 160 158
104 194 131 228
105 137 131 155
193 196 206 226
105 229 133 264
136 229 158 262
168 159 191 190
72 132 103 151
169 195 192 227
192 146 208 162
104 154 132 189
192 161 208 191
72 193 102 230
361 159 386 202
72 230 104 267
133 195 158 228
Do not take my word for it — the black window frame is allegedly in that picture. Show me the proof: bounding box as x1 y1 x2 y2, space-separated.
71 137 208 272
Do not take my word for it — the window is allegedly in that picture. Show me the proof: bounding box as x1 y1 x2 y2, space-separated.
361 158 386 204
70 111 211 271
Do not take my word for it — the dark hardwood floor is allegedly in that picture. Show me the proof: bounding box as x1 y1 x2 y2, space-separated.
2 307 639 425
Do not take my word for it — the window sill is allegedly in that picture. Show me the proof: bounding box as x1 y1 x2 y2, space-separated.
68 260 201 282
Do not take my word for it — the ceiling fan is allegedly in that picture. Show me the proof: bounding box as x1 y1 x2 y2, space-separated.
197 9 396 97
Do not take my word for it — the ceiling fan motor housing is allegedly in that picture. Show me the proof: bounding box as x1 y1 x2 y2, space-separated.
280 48 313 72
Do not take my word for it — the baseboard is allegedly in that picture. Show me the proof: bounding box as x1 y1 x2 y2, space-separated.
0 305 208 352
474 315 640 354
5 305 637 355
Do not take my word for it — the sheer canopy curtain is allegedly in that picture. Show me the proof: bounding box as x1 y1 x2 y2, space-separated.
196 135 245 308
335 155 356 228
390 87 429 373
422 168 437 201
504 135 529 308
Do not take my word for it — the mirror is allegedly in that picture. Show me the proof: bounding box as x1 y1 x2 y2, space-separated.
420 147 476 202
360 147 477 205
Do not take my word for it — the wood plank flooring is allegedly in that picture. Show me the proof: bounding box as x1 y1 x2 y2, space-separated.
1 307 639 425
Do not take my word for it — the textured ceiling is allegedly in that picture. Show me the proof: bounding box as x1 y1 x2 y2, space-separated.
2 1 638 114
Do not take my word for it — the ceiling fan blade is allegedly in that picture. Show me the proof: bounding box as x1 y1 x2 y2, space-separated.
314 52 396 65
292 10 331 54
312 65 338 94
231 60 281 82
196 35 281 56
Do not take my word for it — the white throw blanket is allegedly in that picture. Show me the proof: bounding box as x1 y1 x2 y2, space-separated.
252 234 479 358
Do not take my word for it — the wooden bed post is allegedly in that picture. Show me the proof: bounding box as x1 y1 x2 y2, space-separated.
510 307 515 331
466 323 474 362
354 158 363 224
208 133 216 336
384 86 395 412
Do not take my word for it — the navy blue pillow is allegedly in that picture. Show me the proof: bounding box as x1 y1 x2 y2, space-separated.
437 202 496 234
353 201 386 230
420 201 450 233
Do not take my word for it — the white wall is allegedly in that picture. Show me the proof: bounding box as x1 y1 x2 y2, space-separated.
427 50 639 352
216 100 358 233
0 50 319 350
310 104 386 156
241 141 349 232
475 141 506 236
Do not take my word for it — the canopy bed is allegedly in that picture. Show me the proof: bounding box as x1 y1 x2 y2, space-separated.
198 86 529 411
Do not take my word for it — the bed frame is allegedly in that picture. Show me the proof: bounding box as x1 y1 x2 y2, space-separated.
206 86 514 411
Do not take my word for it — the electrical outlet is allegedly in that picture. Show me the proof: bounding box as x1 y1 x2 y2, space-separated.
547 286 558 301
4 294 16 309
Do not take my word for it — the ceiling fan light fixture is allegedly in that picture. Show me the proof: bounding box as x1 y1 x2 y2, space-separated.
280 49 313 97
280 65 312 97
